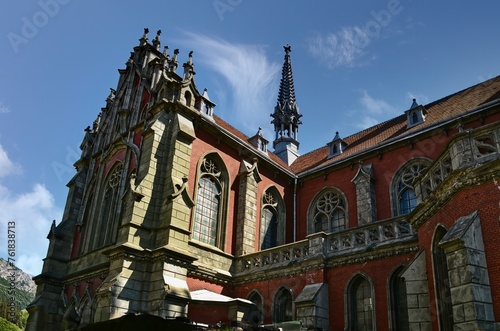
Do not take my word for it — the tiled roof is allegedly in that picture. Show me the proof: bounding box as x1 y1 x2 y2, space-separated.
209 75 500 175
212 115 292 170
290 75 500 174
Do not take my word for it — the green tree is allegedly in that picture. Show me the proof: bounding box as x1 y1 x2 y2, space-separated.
16 310 28 330
0 316 22 331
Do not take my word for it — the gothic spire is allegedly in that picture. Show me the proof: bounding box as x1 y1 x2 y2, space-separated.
270 44 302 165
277 44 296 108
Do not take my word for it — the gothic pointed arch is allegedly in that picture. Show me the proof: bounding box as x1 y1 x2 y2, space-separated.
192 152 229 249
61 297 80 330
79 288 94 328
432 225 454 330
273 286 294 323
346 273 375 331
388 265 409 331
391 158 432 216
260 186 285 250
308 187 348 235
93 162 123 250
78 190 95 255
248 290 264 326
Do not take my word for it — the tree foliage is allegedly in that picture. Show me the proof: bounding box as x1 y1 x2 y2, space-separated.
0 316 22 331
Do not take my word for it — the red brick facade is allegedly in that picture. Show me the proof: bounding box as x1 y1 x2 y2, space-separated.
27 30 500 331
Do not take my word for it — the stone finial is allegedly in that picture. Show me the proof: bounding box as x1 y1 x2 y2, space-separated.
169 49 179 72
153 29 161 50
106 88 116 103
183 51 195 80
140 28 149 45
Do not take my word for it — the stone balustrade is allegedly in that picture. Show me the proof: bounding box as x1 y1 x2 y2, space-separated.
237 241 309 273
327 217 414 254
416 122 500 201
235 217 415 273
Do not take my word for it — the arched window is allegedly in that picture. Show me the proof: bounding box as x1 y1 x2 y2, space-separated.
95 163 123 249
274 287 293 323
433 226 453 330
389 266 409 331
347 275 374 331
248 291 264 326
193 155 227 248
309 188 347 235
392 160 430 216
79 191 94 255
261 207 277 250
260 188 285 250
184 90 192 107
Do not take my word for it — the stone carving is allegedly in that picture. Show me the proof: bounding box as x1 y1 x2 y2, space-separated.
167 176 195 208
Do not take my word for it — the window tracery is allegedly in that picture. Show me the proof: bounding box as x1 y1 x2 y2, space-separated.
310 189 347 234
193 155 226 248
260 187 286 250
393 161 429 216
95 163 123 249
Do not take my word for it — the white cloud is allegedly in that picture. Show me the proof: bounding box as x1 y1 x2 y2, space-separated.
351 90 397 130
309 28 370 69
0 144 21 178
0 144 62 276
360 90 396 115
0 102 10 114
176 32 280 136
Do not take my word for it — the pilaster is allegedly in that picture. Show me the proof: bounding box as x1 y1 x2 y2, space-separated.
156 111 196 250
235 158 261 256
351 163 376 226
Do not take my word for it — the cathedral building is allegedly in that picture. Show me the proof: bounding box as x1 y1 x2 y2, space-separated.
27 29 500 330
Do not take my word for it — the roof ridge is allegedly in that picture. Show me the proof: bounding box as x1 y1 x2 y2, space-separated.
423 74 500 109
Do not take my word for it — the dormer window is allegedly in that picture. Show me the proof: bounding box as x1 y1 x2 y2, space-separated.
195 88 216 118
327 132 348 158
406 98 426 128
248 128 269 155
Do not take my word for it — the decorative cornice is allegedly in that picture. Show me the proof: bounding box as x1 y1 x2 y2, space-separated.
327 244 419 268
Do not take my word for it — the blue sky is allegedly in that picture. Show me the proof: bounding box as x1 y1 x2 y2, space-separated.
1 1 499 276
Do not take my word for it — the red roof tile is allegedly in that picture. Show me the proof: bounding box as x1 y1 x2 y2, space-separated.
207 75 500 175
212 115 291 170
291 75 500 173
